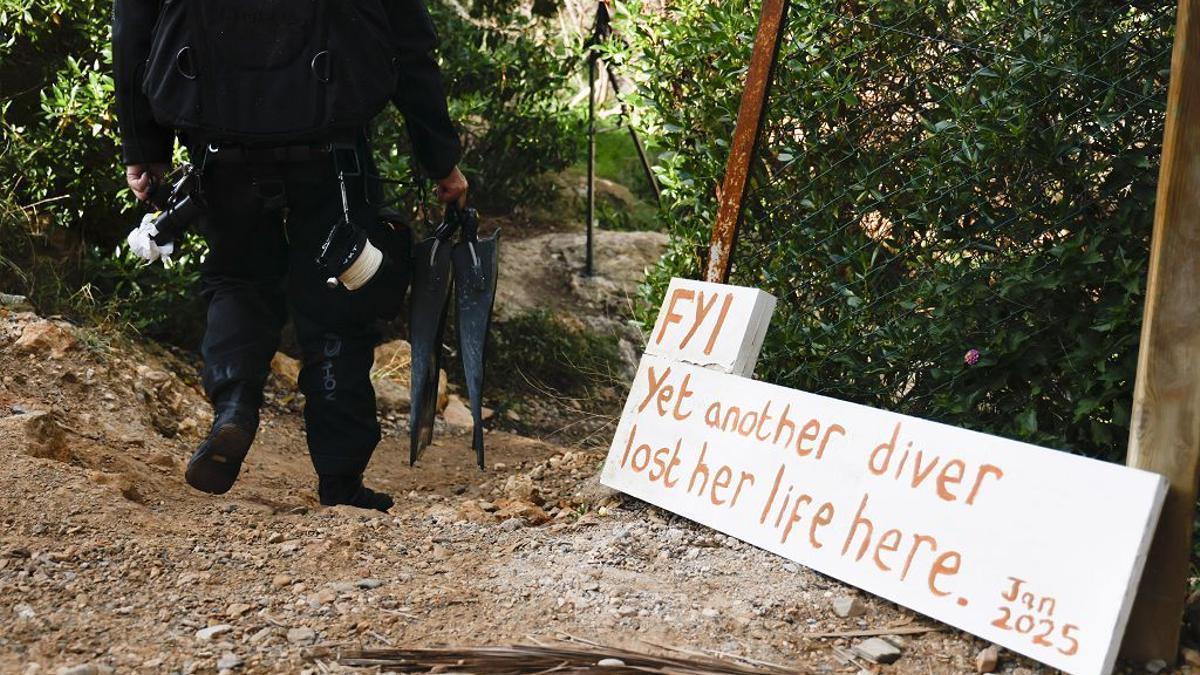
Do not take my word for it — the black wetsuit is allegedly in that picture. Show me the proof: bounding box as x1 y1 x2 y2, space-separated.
112 0 461 498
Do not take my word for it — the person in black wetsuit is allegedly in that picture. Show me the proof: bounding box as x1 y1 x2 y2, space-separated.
112 0 468 512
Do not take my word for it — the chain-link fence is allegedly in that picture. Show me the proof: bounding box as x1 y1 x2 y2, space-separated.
721 1 1172 461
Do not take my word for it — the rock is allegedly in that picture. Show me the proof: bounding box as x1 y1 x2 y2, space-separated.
573 474 618 506
14 320 76 358
1145 659 1168 673
442 395 473 428
287 627 317 645
437 369 450 412
597 658 626 667
270 352 301 388
456 500 493 523
216 653 243 670
55 666 98 675
13 603 35 619
851 637 902 664
494 499 551 526
502 474 543 506
374 377 411 414
271 574 293 589
356 578 384 589
832 596 866 619
0 410 68 462
0 293 33 311
225 603 252 618
315 588 336 605
195 624 234 641
373 340 412 378
975 645 999 673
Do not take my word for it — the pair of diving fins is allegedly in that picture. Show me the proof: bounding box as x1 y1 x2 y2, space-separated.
408 205 500 469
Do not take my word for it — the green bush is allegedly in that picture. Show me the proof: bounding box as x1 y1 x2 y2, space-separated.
613 0 1170 461
373 1 583 216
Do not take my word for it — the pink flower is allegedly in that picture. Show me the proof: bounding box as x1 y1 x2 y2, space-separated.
964 349 981 366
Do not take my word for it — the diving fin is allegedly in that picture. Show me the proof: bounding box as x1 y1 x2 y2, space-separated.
451 208 500 470
408 214 458 466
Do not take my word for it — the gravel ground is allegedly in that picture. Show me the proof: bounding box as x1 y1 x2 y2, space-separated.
0 309 1115 675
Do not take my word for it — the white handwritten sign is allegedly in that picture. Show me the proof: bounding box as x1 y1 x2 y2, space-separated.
646 278 775 377
602 279 1167 675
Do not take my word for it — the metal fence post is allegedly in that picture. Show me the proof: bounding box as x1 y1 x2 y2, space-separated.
705 0 790 284
1123 0 1200 663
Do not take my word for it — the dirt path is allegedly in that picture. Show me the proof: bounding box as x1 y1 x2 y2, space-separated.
0 309 1051 675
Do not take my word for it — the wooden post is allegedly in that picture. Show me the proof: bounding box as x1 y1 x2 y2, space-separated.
1123 0 1200 663
705 0 790 284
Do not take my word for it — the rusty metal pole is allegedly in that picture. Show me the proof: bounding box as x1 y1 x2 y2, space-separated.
705 0 791 284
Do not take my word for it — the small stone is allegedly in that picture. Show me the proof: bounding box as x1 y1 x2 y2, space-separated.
975 645 999 673
597 658 625 667
700 607 719 618
271 574 292 589
851 637 902 664
226 603 252 618
0 293 32 311
356 578 384 589
195 624 234 641
55 666 98 675
441 395 473 428
14 603 35 619
315 589 336 605
832 596 866 619
217 653 243 670
287 627 317 645
249 627 274 643
1145 659 1168 674
14 320 76 359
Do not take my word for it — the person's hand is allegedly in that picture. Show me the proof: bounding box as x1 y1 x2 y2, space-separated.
435 166 469 207
125 163 169 203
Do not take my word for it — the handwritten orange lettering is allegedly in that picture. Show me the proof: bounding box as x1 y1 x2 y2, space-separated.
702 294 734 355
655 289 692 345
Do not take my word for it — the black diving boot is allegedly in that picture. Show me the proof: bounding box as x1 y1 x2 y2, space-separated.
186 400 259 495
318 475 394 513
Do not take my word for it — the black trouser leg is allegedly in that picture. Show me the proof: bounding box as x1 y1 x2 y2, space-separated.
197 163 289 433
280 152 383 480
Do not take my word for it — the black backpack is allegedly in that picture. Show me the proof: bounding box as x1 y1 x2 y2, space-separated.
142 0 399 142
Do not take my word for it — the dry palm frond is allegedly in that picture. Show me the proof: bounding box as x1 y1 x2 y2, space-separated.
336 639 808 675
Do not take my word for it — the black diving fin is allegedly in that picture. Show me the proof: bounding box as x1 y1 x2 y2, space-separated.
408 212 457 466
451 208 500 470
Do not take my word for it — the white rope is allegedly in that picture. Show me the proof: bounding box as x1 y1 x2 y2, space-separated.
339 239 383 291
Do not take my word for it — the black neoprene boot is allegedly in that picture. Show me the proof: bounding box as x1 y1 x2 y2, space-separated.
185 409 258 495
318 475 394 513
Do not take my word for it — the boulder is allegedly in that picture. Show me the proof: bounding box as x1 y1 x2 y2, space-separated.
14 320 76 359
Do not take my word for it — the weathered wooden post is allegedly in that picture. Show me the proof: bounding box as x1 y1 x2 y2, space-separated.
705 0 790 284
1123 0 1200 663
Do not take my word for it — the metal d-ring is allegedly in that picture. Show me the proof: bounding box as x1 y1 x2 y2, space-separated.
175 46 197 80
311 50 331 83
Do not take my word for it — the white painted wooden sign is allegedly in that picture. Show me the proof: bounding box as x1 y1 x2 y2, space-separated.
645 278 775 377
602 278 1167 675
